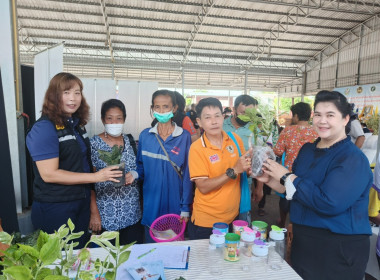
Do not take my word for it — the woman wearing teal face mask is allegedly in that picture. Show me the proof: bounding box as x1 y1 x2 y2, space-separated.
136 90 194 243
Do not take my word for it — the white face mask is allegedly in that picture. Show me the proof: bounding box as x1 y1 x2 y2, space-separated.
104 123 123 137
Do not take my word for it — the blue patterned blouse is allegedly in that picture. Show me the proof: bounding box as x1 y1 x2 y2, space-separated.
90 134 141 231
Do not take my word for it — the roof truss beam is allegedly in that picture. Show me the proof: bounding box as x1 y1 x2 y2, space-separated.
16 5 342 37
99 0 114 63
18 15 332 46
241 0 379 15
182 0 215 64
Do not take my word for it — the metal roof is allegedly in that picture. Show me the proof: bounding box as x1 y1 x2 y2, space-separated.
17 0 380 91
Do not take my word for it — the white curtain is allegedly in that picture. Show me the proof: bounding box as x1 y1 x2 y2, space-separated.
34 44 64 119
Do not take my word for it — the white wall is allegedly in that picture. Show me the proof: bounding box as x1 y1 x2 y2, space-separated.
34 44 63 119
81 78 158 139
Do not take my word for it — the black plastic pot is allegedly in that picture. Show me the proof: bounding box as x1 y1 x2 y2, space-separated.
113 161 125 187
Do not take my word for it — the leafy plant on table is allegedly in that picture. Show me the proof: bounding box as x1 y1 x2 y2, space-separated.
98 145 123 165
0 219 133 280
366 113 379 135
237 105 276 146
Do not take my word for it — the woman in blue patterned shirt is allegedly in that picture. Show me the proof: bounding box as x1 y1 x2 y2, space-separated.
89 99 143 245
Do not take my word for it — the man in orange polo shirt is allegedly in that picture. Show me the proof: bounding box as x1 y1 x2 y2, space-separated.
188 97 252 240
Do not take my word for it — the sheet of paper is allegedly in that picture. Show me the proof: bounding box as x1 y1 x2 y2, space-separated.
128 244 190 269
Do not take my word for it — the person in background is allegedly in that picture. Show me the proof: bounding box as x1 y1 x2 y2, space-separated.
257 90 372 279
223 95 263 223
187 103 199 130
89 99 143 245
348 104 365 148
26 73 121 248
188 97 252 240
370 154 380 269
273 102 318 228
137 90 193 243
152 91 199 142
222 107 232 119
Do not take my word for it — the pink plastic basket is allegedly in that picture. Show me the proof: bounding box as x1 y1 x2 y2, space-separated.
149 214 186 243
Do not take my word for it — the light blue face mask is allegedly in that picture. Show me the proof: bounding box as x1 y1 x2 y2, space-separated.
153 111 173 123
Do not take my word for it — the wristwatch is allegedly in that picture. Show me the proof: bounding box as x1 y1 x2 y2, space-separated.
280 172 292 185
226 168 237 179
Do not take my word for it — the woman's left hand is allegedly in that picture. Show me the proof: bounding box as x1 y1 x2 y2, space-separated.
125 172 135 185
262 159 290 182
180 216 189 223
89 212 102 233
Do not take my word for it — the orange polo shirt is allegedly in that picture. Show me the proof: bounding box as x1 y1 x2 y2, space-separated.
189 130 245 227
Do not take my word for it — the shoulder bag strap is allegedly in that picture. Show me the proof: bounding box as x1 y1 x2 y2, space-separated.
227 132 242 156
154 134 183 180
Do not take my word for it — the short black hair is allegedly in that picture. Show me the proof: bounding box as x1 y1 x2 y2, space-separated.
196 97 223 118
151 89 177 109
101 99 126 121
290 102 312 121
314 90 351 118
234 95 258 110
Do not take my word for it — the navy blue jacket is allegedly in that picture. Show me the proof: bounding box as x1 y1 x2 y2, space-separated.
291 136 372 235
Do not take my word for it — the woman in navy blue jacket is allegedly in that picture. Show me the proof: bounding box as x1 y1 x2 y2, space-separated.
257 90 372 280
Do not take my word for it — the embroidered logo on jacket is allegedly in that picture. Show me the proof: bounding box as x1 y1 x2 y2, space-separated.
209 154 220 163
171 146 180 155
226 145 234 153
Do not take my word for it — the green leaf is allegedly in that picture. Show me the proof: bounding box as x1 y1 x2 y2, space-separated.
120 241 135 252
36 268 53 280
93 258 103 272
99 231 118 241
58 228 70 239
65 232 83 242
0 231 13 244
3 265 33 280
78 248 90 262
21 253 38 267
18 244 39 258
105 270 115 280
0 258 15 267
78 271 93 280
237 115 251 122
118 250 131 265
36 231 50 251
56 224 67 234
67 219 75 232
39 237 60 265
44 276 70 280
104 250 115 262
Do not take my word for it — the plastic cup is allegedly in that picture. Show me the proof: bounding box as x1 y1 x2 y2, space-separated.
213 222 229 235
252 221 268 240
232 220 248 236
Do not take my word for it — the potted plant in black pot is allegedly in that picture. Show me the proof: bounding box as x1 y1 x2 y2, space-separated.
98 145 125 187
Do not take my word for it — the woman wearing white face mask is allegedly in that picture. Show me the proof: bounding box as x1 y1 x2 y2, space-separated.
137 90 193 243
89 99 143 245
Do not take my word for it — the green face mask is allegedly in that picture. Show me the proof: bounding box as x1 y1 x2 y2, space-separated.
153 111 173 123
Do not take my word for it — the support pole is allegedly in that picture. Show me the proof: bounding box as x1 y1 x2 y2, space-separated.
244 70 248 95
182 68 185 96
0 0 25 213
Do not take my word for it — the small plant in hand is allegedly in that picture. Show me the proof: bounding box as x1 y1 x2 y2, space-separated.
0 219 134 280
98 145 125 187
238 105 276 177
237 105 275 146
